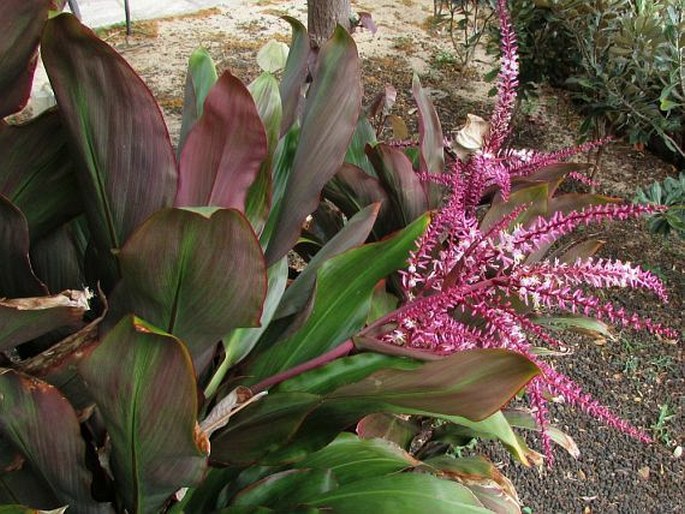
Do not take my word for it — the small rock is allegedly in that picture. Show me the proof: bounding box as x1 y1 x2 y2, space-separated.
673 446 682 459
577 469 587 480
637 466 650 480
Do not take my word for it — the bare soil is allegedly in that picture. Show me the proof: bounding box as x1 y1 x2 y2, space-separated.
102 1 683 512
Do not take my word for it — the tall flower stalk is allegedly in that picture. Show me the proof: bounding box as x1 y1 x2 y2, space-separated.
372 0 675 463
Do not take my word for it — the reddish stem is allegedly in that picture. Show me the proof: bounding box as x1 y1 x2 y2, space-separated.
251 339 355 393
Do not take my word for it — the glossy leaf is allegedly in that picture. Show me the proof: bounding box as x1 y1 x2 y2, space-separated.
79 316 208 514
107 208 266 369
275 203 380 319
265 26 362 264
247 215 428 380
178 47 218 154
558 239 605 263
0 0 51 117
548 193 620 216
533 315 614 341
42 14 177 283
309 474 489 513
424 456 521 514
0 370 107 513
213 350 537 465
0 110 80 241
295 433 417 485
177 71 267 211
232 469 336 509
329 349 539 421
480 183 549 232
0 290 89 350
279 16 310 135
412 73 445 208
367 144 428 228
344 116 377 176
0 195 47 298
205 258 288 397
324 164 389 230
246 72 282 233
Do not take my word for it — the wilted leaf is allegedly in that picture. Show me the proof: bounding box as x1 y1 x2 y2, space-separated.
0 370 108 513
265 26 362 265
42 14 177 285
0 289 90 350
177 71 267 212
79 316 208 514
424 456 521 514
503 408 580 458
452 114 489 160
107 208 266 370
0 195 47 298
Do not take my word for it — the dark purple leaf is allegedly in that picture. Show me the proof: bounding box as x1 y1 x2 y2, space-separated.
0 110 81 242
42 14 177 283
265 26 362 265
279 16 310 136
0 370 108 513
176 71 267 211
0 0 52 118
0 195 47 297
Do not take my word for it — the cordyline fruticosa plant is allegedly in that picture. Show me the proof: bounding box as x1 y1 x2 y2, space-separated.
0 0 674 513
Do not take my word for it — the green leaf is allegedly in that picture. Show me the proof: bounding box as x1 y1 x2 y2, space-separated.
256 40 289 73
480 183 549 232
205 258 289 398
246 215 428 380
232 469 336 509
79 315 208 514
295 433 417 485
0 195 47 297
42 14 177 286
344 116 378 176
0 290 89 350
176 71 267 212
279 16 310 135
533 315 614 341
275 203 380 319
0 110 80 242
329 349 539 421
0 370 107 513
107 208 266 370
0 0 51 117
308 474 490 513
503 408 580 458
265 26 362 265
213 350 537 465
246 72 282 234
178 47 218 154
423 456 521 514
0 508 67 514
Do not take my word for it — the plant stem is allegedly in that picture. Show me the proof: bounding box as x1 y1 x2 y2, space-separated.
251 339 355 393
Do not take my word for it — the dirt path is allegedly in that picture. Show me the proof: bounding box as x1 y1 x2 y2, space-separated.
101 1 683 512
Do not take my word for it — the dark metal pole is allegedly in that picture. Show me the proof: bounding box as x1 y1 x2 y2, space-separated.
124 0 132 35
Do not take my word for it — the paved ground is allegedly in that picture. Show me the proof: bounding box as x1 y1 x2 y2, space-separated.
67 0 229 28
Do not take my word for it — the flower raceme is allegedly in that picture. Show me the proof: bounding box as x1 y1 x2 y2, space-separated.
378 0 676 462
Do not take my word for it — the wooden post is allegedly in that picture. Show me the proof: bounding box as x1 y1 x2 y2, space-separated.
307 0 351 49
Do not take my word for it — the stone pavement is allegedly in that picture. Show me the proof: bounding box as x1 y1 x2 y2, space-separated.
67 0 229 28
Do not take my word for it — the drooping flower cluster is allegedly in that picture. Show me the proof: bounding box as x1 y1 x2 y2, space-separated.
381 0 676 462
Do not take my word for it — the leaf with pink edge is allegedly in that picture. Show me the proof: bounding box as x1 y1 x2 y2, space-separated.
79 315 208 514
42 14 177 285
176 71 267 212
